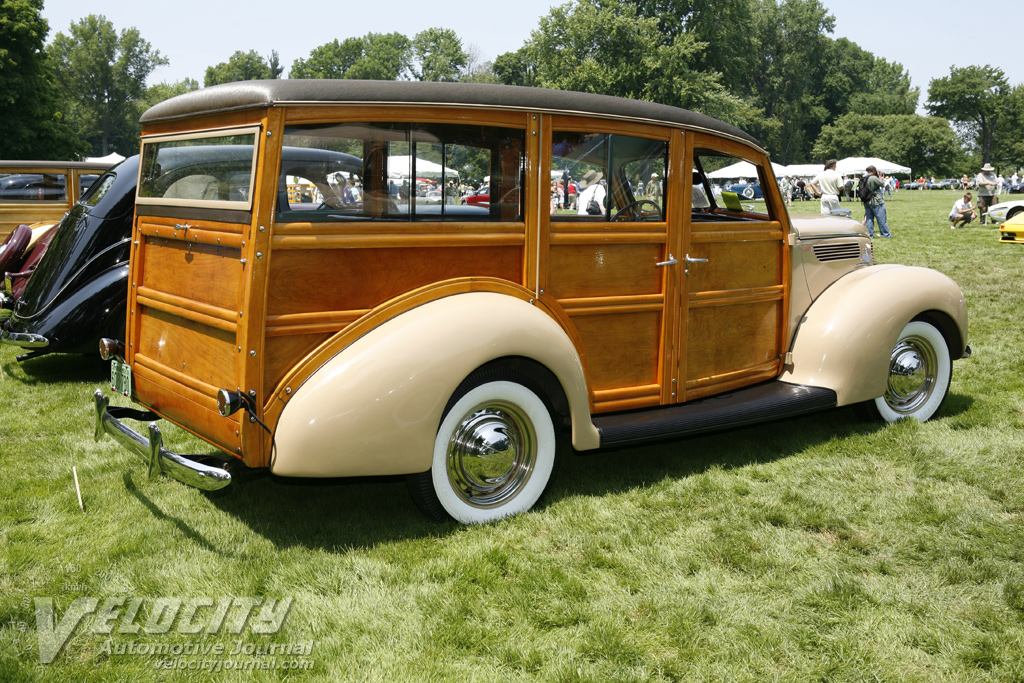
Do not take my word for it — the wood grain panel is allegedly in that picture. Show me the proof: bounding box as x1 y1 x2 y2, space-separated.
686 240 781 293
570 310 661 392
140 237 243 312
685 301 781 382
136 305 239 390
547 244 663 300
265 246 523 316
263 331 332 396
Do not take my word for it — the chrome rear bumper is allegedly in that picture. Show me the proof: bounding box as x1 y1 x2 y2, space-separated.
93 390 232 491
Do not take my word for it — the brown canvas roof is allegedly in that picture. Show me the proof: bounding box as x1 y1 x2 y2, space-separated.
141 79 763 151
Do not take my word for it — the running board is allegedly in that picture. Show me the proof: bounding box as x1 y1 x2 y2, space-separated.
593 381 837 448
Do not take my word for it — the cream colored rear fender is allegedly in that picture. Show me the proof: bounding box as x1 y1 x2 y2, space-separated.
271 292 597 478
780 264 967 406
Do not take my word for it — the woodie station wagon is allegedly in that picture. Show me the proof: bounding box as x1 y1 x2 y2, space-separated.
94 81 969 523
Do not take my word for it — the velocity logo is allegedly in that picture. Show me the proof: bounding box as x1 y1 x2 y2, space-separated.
34 596 293 664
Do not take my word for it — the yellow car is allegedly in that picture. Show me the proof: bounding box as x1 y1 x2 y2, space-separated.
999 212 1024 243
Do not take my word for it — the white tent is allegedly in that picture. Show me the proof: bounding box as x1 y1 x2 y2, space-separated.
707 160 788 179
387 155 459 180
85 152 125 166
836 157 911 176
783 164 824 178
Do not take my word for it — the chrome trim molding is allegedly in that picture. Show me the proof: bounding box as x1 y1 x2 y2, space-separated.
93 390 231 491
0 329 49 348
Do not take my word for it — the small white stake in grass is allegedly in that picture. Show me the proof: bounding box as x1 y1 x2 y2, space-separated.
73 466 84 512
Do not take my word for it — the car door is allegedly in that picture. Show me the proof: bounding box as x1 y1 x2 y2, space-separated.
541 117 678 414
679 133 789 401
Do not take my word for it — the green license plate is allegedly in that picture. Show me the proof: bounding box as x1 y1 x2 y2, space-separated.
110 358 132 397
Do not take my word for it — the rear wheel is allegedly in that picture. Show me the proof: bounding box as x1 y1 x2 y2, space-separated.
407 372 558 523
865 321 951 423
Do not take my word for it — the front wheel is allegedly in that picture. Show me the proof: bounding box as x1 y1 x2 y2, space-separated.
865 321 952 423
408 376 558 523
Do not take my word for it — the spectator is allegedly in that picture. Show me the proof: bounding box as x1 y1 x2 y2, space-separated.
948 191 976 229
808 159 843 215
646 173 662 205
976 163 998 225
861 165 892 238
577 170 606 216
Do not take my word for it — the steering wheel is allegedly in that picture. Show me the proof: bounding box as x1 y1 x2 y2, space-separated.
612 199 661 221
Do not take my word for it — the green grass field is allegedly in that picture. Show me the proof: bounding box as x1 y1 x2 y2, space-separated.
1 189 1022 681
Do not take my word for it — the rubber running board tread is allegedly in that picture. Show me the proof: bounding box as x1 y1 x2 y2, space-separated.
593 381 837 448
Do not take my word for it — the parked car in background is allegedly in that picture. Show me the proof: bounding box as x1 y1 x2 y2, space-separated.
93 80 969 524
998 212 1024 243
0 160 114 240
902 180 926 190
725 181 763 199
986 199 1024 225
929 179 958 190
1 158 136 360
461 185 490 206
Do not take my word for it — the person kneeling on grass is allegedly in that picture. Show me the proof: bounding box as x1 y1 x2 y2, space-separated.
949 192 976 229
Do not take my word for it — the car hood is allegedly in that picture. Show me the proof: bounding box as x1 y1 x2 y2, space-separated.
789 213 869 240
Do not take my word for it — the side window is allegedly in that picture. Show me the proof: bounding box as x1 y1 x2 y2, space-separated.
279 122 524 222
551 131 666 221
693 149 772 221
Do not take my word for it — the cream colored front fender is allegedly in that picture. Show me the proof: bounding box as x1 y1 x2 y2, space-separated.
271 292 597 478
780 264 967 406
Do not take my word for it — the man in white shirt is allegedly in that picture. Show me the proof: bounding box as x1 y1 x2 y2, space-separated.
976 163 998 225
949 192 976 229
808 159 843 215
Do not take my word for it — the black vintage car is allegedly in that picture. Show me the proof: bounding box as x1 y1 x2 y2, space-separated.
0 157 137 360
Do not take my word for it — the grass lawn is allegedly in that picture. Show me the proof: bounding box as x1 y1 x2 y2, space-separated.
1 189 1022 681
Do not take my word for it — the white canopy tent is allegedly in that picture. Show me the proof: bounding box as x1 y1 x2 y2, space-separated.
836 157 911 176
85 152 125 166
707 160 789 179
783 164 824 178
386 155 460 181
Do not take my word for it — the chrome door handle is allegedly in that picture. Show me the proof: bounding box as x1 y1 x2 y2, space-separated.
685 254 708 264
656 254 678 267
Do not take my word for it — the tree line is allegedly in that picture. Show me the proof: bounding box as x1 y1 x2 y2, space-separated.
2 0 1021 177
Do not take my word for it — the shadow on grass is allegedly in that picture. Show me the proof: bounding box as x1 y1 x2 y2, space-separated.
2 352 109 386
186 393 971 552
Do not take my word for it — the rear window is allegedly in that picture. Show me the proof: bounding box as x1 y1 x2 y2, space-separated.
137 127 260 211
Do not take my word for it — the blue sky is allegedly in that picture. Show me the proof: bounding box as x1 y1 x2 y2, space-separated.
40 0 1024 107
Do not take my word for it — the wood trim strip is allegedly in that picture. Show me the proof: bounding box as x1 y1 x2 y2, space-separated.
689 285 785 307
549 232 667 245
134 353 222 405
138 221 246 249
271 233 525 250
136 288 239 334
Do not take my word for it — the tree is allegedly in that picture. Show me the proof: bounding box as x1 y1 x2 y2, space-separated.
410 28 467 82
143 78 200 110
291 33 411 80
992 85 1024 172
848 57 919 116
205 50 282 87
47 15 167 157
927 64 1010 164
0 0 87 159
812 113 962 177
498 1 754 126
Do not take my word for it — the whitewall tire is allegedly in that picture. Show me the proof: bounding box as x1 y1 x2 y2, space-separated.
870 321 952 422
424 379 557 524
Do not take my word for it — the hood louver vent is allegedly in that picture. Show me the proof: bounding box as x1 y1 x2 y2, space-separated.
813 243 861 262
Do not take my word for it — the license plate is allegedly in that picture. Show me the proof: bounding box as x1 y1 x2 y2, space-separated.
110 358 132 397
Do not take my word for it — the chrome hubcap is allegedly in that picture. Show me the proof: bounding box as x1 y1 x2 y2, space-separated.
446 400 536 508
884 335 937 414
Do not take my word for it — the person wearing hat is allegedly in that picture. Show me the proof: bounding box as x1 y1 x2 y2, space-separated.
645 173 662 205
577 169 606 216
976 163 998 225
